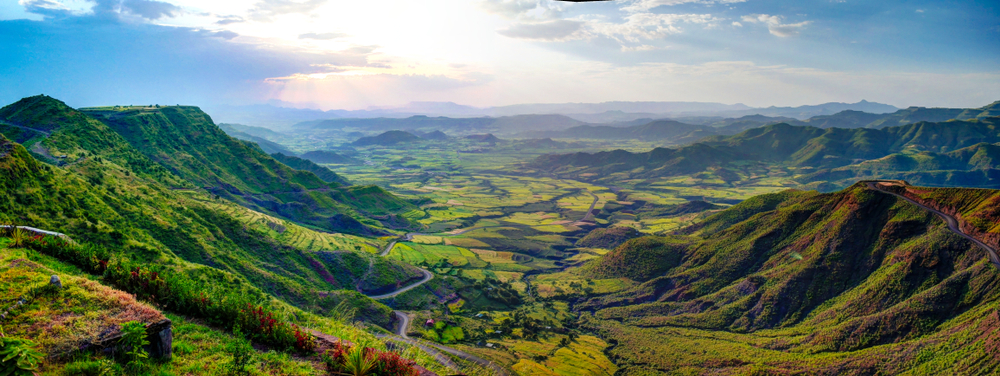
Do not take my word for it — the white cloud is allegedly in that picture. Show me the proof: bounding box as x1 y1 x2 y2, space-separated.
299 32 348 40
480 0 539 19
731 21 742 27
741 13 811 37
620 0 747 14
588 13 718 42
497 19 584 41
249 0 327 21
621 44 665 52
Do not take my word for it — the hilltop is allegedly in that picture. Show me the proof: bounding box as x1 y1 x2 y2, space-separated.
353 130 422 146
580 183 1000 374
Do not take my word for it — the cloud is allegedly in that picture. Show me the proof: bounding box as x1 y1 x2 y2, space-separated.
200 29 239 40
19 0 73 18
215 15 244 25
589 13 717 42
731 21 742 27
480 0 539 19
621 0 747 13
497 19 584 41
621 44 664 52
87 0 183 20
767 21 810 37
121 0 181 19
299 32 349 40
741 14 811 37
250 0 328 21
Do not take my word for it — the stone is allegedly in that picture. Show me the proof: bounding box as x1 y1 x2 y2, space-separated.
146 319 173 360
50 275 62 289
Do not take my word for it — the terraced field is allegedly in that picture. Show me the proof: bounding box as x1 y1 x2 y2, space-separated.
193 195 385 253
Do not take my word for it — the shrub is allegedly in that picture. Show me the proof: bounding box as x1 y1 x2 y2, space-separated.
8 228 28 248
118 321 149 363
0 336 44 376
225 327 256 376
323 342 417 376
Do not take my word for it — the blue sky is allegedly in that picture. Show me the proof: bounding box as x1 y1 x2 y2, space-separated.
1 0 998 110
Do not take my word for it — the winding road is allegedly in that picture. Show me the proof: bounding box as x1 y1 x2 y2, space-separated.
366 268 434 300
867 181 1000 269
363 186 601 374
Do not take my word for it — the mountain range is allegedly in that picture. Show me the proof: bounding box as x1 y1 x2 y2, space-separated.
530 116 1000 190
209 100 902 129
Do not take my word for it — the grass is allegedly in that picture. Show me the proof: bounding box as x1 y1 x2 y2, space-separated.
388 243 486 268
0 247 165 357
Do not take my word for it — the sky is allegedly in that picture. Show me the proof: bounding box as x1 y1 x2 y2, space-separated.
1 0 998 110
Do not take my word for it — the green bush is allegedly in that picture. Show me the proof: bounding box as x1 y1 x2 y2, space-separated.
225 327 256 376
0 336 44 376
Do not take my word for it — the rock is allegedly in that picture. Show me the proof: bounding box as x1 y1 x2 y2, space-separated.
146 319 173 360
50 275 62 289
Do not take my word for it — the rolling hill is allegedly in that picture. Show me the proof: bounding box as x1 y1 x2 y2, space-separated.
270 152 351 185
800 101 1000 129
531 117 1000 190
521 120 717 142
219 123 295 155
299 150 360 164
353 130 422 146
78 103 415 234
0 96 427 325
295 114 583 135
581 183 1000 374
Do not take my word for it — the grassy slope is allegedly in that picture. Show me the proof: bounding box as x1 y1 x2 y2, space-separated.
270 152 350 185
0 98 419 325
579 184 1000 374
0 242 433 376
79 104 414 235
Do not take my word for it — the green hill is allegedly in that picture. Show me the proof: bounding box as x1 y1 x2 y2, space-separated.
585 236 687 281
581 183 1000 374
576 226 642 249
271 152 350 185
532 117 1000 189
801 142 1000 188
799 101 999 129
523 120 716 142
0 96 426 325
353 130 422 146
77 103 415 234
299 150 359 164
219 123 295 155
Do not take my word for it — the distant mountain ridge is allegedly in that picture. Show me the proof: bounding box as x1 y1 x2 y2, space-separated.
211 100 901 128
531 117 1000 190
